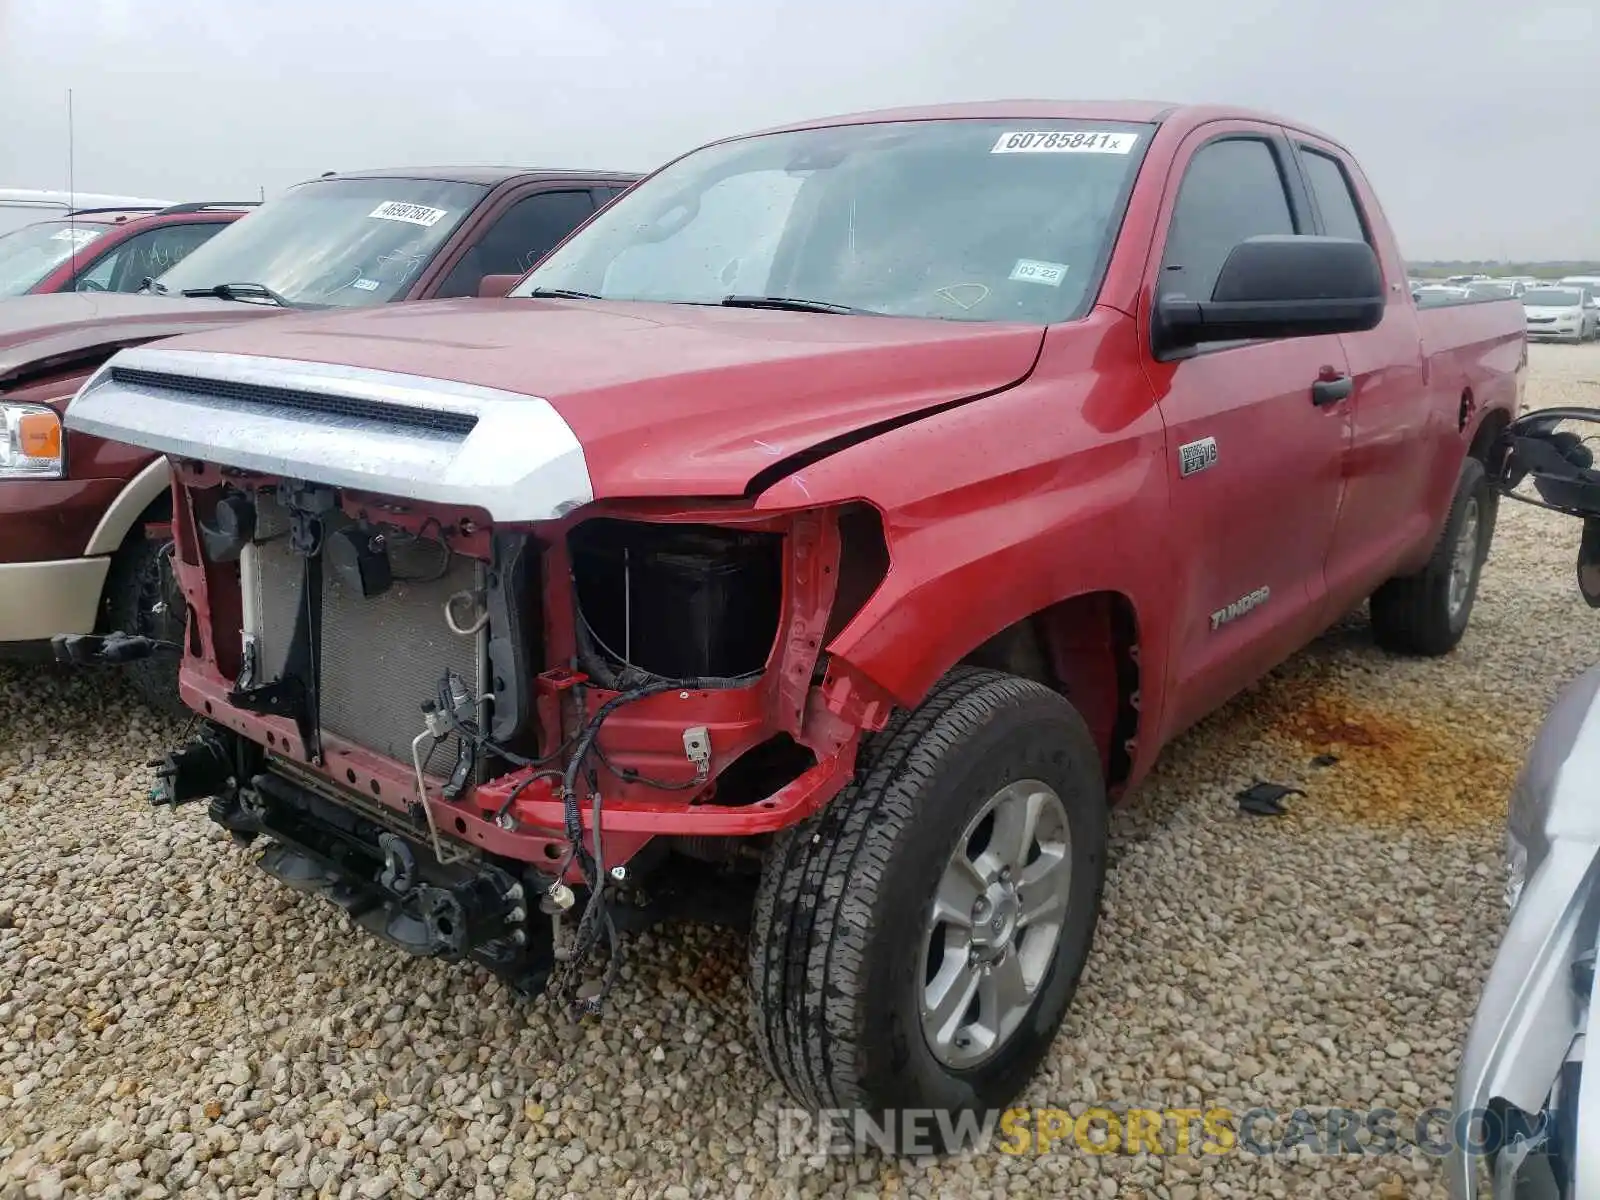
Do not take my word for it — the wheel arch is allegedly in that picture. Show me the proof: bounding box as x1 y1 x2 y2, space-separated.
83 458 173 558
954 591 1143 791
828 584 1148 795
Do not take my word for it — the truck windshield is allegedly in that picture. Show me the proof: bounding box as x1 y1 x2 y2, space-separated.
0 221 110 295
1523 289 1581 306
514 119 1155 323
155 177 488 307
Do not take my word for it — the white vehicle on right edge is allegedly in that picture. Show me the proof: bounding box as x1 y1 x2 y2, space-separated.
1522 285 1597 343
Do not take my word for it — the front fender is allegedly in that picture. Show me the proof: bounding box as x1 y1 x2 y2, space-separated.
754 309 1169 716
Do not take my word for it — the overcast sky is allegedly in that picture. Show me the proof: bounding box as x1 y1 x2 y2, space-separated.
2 0 1595 261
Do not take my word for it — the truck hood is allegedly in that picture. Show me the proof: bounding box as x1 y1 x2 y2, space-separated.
63 298 1046 519
0 291 281 389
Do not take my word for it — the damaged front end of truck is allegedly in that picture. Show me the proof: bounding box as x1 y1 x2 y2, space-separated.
57 346 897 1011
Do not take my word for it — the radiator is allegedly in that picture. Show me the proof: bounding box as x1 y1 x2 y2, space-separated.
241 495 485 776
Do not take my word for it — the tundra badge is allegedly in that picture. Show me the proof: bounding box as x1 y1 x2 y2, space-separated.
1179 437 1218 477
1211 586 1270 631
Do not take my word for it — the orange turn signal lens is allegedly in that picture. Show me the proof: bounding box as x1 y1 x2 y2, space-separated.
18 411 62 460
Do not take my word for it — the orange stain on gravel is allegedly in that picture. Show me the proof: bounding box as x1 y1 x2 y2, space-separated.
1259 679 1516 829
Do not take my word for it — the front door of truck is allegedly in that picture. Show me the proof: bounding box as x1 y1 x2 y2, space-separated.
1145 125 1354 738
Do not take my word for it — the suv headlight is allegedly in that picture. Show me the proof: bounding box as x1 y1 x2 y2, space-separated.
0 404 64 479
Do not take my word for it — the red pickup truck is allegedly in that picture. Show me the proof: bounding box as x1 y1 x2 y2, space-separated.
61 101 1525 1128
0 165 637 706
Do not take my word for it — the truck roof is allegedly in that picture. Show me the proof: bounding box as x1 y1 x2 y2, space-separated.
315 166 642 187
747 99 1345 149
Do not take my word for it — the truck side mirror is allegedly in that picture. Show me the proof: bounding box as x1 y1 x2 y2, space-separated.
477 274 520 299
1156 235 1385 350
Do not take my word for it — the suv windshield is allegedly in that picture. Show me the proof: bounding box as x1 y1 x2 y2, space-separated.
0 221 110 295
1524 289 1582 306
155 177 489 307
514 119 1155 323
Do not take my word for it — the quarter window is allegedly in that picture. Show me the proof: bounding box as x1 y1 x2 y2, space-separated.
1300 148 1370 244
1161 137 1296 303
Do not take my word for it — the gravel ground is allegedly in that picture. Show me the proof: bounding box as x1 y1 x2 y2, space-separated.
2 344 1598 1200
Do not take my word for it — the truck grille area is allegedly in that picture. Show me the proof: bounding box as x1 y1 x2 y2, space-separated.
243 494 485 775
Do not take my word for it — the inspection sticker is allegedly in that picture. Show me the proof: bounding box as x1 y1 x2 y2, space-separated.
351 278 381 291
991 130 1138 155
50 227 100 244
1010 259 1069 287
368 201 449 227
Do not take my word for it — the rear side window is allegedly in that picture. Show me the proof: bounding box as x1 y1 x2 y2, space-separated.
1161 137 1296 303
1300 148 1370 245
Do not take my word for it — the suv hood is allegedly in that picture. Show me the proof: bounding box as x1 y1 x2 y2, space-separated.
63 298 1045 519
0 291 279 388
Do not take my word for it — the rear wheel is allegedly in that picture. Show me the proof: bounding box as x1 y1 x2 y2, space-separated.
747 667 1107 1142
1370 456 1491 656
102 532 188 719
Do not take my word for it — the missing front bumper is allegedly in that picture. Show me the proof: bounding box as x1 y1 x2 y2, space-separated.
199 753 554 995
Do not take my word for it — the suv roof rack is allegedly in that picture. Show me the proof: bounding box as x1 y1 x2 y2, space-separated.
155 201 263 215
63 200 263 218
62 204 166 217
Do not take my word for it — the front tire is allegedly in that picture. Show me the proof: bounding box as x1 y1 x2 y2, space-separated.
748 667 1107 1137
102 532 188 719
1370 456 1492 656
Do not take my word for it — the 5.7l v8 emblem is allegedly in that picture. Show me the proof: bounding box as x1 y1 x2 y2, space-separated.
1178 437 1218 477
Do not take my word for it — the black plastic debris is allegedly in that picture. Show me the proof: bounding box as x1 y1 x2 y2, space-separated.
1236 780 1306 817
1310 754 1340 769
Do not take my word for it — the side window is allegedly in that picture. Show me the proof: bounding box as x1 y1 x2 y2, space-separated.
1161 137 1296 303
1299 148 1370 244
434 190 596 298
75 223 226 293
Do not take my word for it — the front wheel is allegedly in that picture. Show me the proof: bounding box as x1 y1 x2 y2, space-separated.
1370 456 1492 656
102 532 188 718
747 667 1107 1140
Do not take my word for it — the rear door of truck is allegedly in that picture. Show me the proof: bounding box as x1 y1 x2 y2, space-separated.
1145 120 1355 738
1286 135 1441 612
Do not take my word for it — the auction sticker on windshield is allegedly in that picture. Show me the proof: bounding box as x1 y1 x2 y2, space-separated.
991 131 1138 154
1010 259 1069 286
368 201 450 227
50 228 101 245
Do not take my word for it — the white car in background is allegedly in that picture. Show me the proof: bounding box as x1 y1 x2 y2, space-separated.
1522 286 1597 343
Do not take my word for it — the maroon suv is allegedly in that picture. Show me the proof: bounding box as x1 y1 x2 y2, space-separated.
0 202 253 297
0 166 638 713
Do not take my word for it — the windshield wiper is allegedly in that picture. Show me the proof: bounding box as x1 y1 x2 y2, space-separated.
720 294 863 315
137 277 170 296
181 281 293 308
526 287 602 300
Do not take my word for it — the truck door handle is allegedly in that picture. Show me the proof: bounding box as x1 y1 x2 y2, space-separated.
1311 374 1353 407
